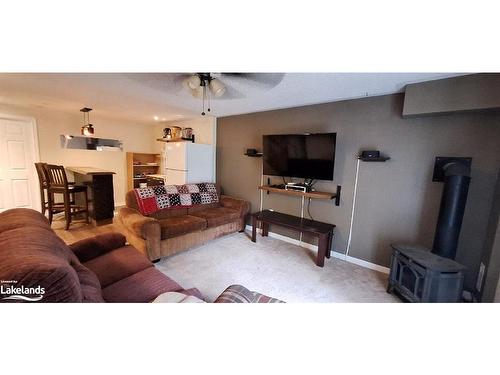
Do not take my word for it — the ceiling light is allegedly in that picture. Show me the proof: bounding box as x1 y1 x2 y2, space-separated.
154 116 159 121
80 107 95 136
184 73 227 115
192 86 204 99
209 78 226 97
186 75 201 90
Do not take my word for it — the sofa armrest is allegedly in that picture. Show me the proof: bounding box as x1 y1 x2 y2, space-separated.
69 232 127 263
118 207 160 239
220 195 250 217
118 207 162 260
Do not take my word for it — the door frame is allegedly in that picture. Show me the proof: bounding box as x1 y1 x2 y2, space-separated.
0 112 41 212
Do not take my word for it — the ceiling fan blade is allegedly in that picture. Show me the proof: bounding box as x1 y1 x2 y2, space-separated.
220 73 284 89
218 82 245 99
123 73 193 93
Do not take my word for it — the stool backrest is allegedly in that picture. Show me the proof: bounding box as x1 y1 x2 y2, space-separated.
45 164 69 189
34 162 49 188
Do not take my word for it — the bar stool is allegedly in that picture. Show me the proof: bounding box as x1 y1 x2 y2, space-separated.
45 164 90 230
35 162 75 216
34 162 51 215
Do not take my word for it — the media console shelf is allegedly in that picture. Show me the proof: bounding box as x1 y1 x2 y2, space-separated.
258 185 341 206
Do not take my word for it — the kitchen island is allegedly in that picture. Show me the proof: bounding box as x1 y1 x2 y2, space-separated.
66 167 115 226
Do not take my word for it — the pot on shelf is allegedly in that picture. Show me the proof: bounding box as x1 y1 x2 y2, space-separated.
163 126 182 139
182 127 193 139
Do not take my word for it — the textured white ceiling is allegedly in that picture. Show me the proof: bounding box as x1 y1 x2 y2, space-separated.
0 73 467 123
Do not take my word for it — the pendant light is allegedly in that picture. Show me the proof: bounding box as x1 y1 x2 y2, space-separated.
80 107 95 136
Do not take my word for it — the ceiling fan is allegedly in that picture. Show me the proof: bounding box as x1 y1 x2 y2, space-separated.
182 73 284 115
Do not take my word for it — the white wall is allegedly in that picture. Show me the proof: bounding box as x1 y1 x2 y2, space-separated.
0 103 157 206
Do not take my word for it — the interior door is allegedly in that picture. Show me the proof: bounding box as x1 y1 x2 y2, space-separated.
0 117 40 212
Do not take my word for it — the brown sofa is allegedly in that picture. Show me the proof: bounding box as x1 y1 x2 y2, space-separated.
0 208 202 302
118 185 250 261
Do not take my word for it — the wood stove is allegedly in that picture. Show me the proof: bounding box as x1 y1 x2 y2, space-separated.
388 157 471 302
387 244 466 302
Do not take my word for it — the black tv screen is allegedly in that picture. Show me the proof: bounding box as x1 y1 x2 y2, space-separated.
263 133 336 180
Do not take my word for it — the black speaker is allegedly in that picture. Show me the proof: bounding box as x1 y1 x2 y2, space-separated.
361 150 380 159
246 148 258 156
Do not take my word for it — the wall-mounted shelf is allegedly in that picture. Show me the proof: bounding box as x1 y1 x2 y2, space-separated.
244 152 263 157
259 185 341 206
358 156 390 162
156 136 195 143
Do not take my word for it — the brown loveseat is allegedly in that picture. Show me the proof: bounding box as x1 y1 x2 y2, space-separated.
118 184 250 261
0 208 202 302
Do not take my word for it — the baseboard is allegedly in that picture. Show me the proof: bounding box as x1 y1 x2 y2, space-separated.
245 225 390 274
114 201 125 209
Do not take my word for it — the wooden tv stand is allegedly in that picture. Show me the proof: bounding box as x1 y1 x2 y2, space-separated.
258 185 341 206
251 210 335 267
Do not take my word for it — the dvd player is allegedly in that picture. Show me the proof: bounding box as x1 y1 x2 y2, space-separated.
285 183 311 192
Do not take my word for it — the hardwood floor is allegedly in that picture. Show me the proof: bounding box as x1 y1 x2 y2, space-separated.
51 213 126 244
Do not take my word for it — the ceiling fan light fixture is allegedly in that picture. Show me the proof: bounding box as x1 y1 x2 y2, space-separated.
191 85 204 99
186 74 201 90
209 78 226 97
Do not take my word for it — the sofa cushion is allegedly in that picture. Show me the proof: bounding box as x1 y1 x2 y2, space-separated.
189 207 240 228
159 215 207 240
102 267 184 302
150 207 188 220
187 202 220 213
83 245 152 288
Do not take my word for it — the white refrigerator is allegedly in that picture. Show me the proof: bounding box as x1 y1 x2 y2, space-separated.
163 142 214 185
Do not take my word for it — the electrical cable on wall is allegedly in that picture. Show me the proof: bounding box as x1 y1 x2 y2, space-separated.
307 197 314 220
345 158 361 259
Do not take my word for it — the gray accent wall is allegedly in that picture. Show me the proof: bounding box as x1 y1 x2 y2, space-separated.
479 168 500 301
217 93 500 291
403 73 500 117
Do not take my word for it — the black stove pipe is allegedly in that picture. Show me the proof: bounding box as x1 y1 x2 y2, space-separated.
432 161 471 259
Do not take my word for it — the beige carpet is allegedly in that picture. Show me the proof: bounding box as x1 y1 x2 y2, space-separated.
155 231 399 303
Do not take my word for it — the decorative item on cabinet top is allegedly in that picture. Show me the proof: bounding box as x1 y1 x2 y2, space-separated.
60 135 123 151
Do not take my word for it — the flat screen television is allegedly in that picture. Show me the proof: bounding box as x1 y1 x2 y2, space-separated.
263 133 336 181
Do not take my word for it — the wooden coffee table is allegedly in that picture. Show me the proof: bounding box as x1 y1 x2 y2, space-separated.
251 210 335 267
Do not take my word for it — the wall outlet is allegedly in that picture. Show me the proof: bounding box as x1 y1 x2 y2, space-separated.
476 262 486 292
